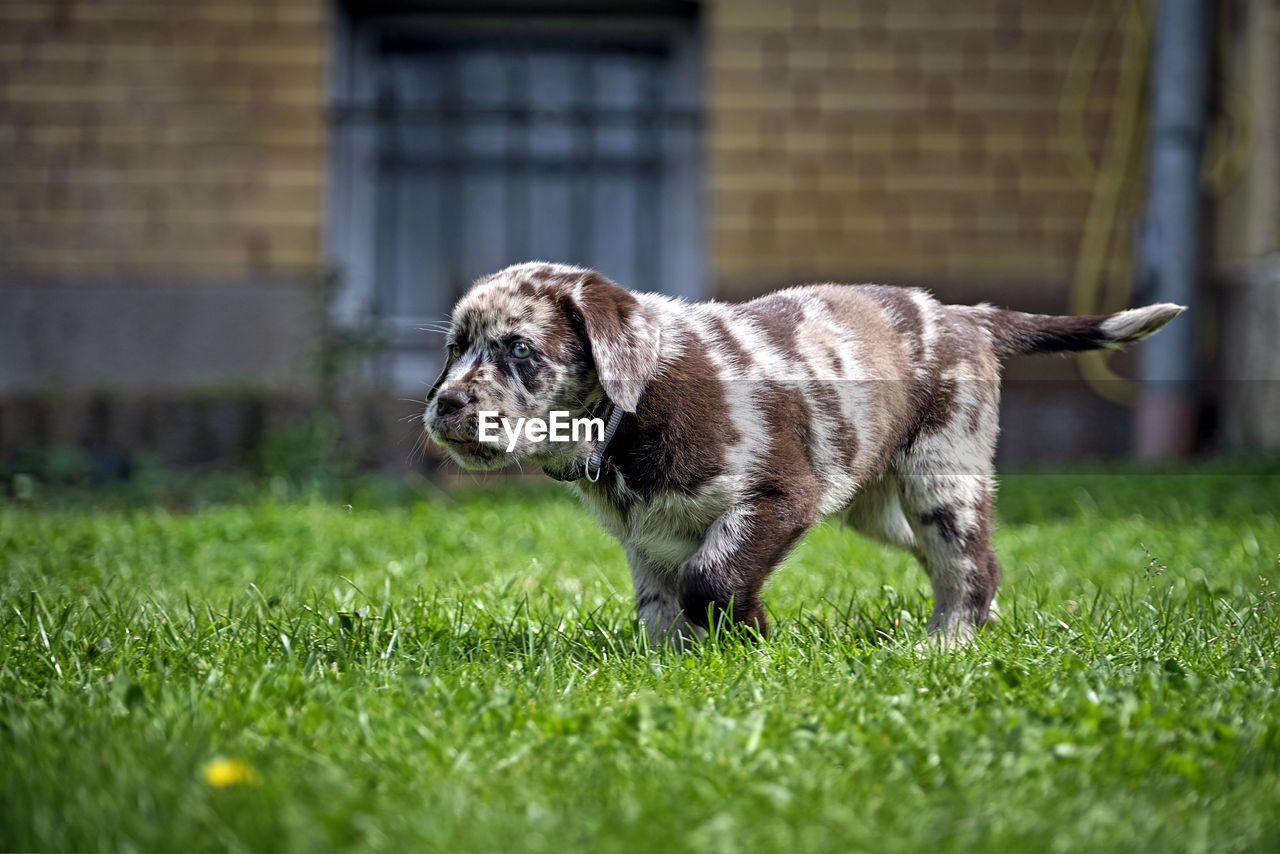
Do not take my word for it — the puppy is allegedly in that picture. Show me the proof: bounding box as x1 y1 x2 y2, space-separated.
423 262 1182 647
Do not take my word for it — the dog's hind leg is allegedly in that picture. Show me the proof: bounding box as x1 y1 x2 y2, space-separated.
879 360 1004 646
842 473 917 551
896 454 1002 646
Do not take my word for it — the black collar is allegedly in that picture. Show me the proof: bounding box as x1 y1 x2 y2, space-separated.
541 403 624 482
584 404 625 482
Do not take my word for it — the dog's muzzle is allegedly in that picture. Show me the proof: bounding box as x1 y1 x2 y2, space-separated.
426 388 491 461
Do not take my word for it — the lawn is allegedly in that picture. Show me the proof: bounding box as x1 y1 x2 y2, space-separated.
2 460 1279 853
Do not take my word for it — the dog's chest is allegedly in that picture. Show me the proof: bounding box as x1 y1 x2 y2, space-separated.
577 478 734 569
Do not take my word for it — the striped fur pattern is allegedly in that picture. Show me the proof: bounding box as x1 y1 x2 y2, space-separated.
424 262 1183 647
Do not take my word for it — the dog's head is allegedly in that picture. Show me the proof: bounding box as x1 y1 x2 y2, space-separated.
423 262 662 474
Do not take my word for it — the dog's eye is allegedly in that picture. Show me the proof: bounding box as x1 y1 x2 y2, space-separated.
511 341 533 359
447 343 461 359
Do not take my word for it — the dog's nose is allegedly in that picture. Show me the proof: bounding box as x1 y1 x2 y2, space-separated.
435 388 472 416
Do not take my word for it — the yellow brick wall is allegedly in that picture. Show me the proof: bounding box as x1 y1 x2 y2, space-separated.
707 0 1135 296
0 0 328 279
1210 0 1280 265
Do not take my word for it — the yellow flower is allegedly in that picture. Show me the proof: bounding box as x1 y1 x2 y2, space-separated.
201 756 261 787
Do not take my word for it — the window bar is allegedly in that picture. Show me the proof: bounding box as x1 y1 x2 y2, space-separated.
439 51 463 304
636 56 663 292
506 50 532 264
373 59 399 383
571 52 596 266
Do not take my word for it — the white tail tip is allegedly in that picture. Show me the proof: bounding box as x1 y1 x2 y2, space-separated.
1099 303 1186 344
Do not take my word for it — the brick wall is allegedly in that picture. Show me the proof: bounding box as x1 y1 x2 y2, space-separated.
2 0 1261 464
0 0 328 279
1214 0 1280 450
1210 0 1280 265
0 0 329 398
707 0 1134 299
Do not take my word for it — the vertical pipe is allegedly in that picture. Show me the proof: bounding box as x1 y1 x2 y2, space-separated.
1135 0 1209 459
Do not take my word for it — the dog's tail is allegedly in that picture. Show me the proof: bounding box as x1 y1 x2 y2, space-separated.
961 303 1185 358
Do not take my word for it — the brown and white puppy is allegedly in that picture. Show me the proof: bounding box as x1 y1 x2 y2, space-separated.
423 261 1182 647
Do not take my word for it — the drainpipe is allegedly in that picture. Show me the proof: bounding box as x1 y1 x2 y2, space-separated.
1134 0 1209 459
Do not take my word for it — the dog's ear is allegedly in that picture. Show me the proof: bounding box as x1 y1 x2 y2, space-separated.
559 272 662 413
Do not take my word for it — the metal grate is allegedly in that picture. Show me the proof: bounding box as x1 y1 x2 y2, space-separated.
333 44 698 325
327 17 703 391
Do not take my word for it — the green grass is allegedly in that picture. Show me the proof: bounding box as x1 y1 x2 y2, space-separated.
2 461 1279 853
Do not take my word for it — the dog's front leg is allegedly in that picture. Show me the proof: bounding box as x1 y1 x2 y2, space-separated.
678 498 814 640
626 549 697 650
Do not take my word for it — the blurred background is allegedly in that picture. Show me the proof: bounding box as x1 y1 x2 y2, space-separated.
1 0 1278 485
